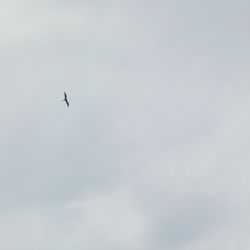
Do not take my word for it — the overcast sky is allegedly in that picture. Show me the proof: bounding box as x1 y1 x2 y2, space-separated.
1 0 250 249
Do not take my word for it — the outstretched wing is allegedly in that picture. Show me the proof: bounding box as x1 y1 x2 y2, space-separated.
65 99 69 107
64 92 67 99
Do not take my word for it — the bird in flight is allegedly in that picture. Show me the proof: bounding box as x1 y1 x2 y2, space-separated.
63 92 69 107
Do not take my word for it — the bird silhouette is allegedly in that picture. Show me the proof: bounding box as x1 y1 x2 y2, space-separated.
63 92 69 107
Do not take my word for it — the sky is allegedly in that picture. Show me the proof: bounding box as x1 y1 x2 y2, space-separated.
0 0 250 249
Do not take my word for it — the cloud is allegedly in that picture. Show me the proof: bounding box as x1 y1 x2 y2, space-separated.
0 0 250 249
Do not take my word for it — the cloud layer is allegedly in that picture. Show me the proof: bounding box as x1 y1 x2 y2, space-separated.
0 0 250 249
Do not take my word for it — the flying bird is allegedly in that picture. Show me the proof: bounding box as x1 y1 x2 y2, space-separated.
63 92 69 107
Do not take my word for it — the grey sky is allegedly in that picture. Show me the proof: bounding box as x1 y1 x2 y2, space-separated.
0 0 250 249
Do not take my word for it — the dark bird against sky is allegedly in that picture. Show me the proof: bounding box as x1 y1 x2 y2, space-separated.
63 92 69 107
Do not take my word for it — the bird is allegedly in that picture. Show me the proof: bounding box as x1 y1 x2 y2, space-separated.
63 92 69 107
